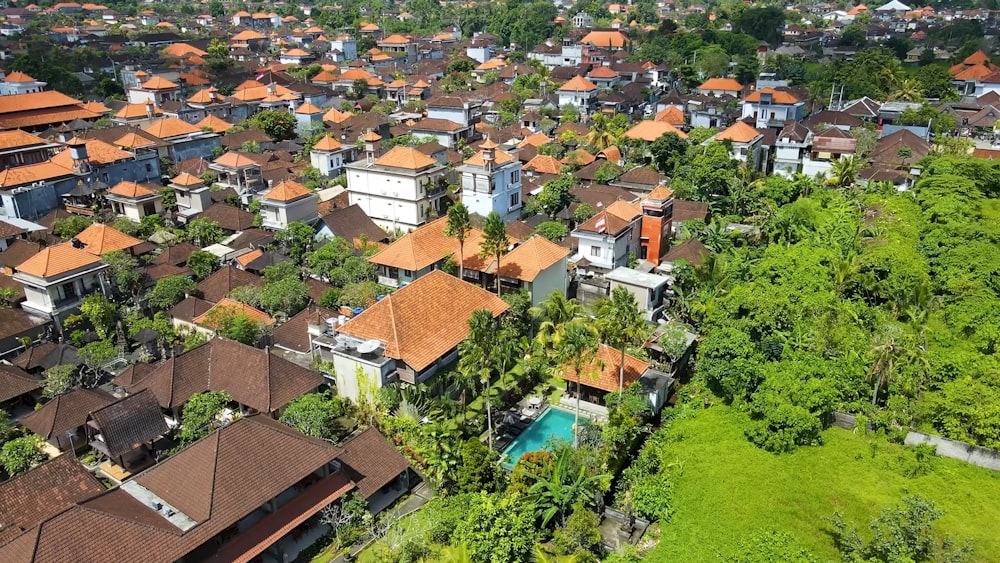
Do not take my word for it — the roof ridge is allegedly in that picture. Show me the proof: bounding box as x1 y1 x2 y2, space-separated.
205 425 222 521
387 294 400 359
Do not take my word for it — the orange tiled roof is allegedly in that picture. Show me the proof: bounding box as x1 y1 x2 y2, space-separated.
624 120 688 141
231 29 266 41
114 103 162 120
142 117 201 139
0 129 48 150
369 216 487 271
235 248 263 268
187 87 221 105
519 131 551 148
108 180 158 199
588 66 618 79
4 71 37 83
311 70 338 82
646 185 674 200
0 161 72 187
580 30 629 49
14 243 102 278
464 147 514 167
213 151 266 169
161 42 207 58
380 34 410 44
312 135 343 151
696 77 743 92
339 68 373 81
496 235 569 282
113 132 155 149
171 172 204 187
322 107 352 124
294 102 323 114
374 146 437 170
715 121 762 143
954 64 995 81
744 87 800 104
562 148 596 166
139 76 178 90
50 138 133 167
74 222 143 255
654 106 685 125
194 114 233 132
524 154 563 174
338 270 508 371
194 297 275 328
559 75 598 92
560 343 649 393
262 179 313 202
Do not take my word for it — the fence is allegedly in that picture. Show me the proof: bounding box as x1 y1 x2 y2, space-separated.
829 411 1000 472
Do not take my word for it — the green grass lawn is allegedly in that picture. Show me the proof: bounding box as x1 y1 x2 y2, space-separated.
646 406 1000 562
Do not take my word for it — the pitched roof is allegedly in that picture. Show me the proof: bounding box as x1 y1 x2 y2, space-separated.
319 204 388 243
108 180 158 199
368 216 488 271
559 343 649 393
212 150 268 169
0 455 104 547
580 30 629 48
0 239 42 270
139 76 178 90
495 236 568 282
196 265 263 303
142 116 201 139
524 154 564 174
128 338 322 412
574 200 641 235
662 238 710 266
270 304 338 353
654 106 685 125
114 103 162 120
339 270 509 372
14 243 102 278
193 298 275 329
194 114 233 132
21 388 117 440
624 120 688 141
51 138 134 167
0 129 50 150
336 427 410 498
558 75 598 92
373 146 437 170
197 203 255 231
312 134 343 151
744 87 800 104
88 389 168 458
262 179 313 202
74 222 143 255
714 121 763 143
463 147 515 167
170 172 205 188
0 363 40 402
11 342 79 371
696 77 743 92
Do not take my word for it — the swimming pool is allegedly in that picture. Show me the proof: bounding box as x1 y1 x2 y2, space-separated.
501 407 588 469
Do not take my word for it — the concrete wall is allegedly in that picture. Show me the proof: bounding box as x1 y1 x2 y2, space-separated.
528 257 568 306
905 431 1000 472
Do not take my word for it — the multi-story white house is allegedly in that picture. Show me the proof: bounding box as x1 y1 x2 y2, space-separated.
426 96 481 127
457 139 522 222
570 199 642 275
741 87 806 129
13 243 109 329
105 180 163 221
346 134 448 232
802 127 859 177
0 71 46 96
169 172 213 221
710 122 764 169
774 122 812 177
309 134 353 178
259 180 319 230
557 75 599 116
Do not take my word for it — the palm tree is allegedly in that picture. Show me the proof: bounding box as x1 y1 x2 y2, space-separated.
553 319 600 446
479 211 510 296
444 203 472 280
451 355 478 431
585 113 617 151
594 287 647 395
828 155 861 189
531 291 585 341
889 78 923 102
533 546 579 562
462 309 499 447
869 329 902 406
528 445 606 527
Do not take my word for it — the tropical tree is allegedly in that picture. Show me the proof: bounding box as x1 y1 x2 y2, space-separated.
479 211 510 296
553 319 600 445
445 203 472 279
459 309 500 447
585 113 618 151
595 287 647 394
827 156 862 189
176 390 232 448
890 77 923 102
869 329 902 406
186 250 219 280
528 445 607 527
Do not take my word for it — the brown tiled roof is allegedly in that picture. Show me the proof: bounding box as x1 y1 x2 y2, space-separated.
336 427 410 498
197 265 263 303
14 243 102 278
319 204 388 243
0 239 42 270
575 200 641 235
616 166 668 187
0 363 40 403
127 338 322 413
227 228 275 250
495 236 568 282
21 388 116 440
0 219 27 238
110 363 156 388
339 270 509 372
672 199 709 222
197 203 256 232
271 305 338 353
505 220 535 241
662 238 710 266
74 223 143 255
11 342 78 371
88 389 168 458
559 343 649 393
0 455 104 546
168 295 215 324
151 241 200 266
871 129 931 167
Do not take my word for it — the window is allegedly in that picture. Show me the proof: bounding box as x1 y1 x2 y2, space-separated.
590 246 601 257
510 170 520 183
402 269 412 277
509 192 519 207
145 163 152 173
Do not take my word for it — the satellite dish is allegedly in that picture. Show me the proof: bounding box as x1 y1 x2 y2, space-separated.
357 339 380 354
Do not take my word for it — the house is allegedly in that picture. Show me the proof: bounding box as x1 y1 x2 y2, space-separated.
0 414 411 563
126 76 181 105
570 199 642 274
0 91 103 132
458 140 523 223
127 337 321 418
105 180 163 221
209 151 270 204
313 270 508 400
484 235 569 305
426 95 482 127
315 204 388 243
710 121 764 168
0 130 60 170
803 127 858 177
405 118 471 148
169 172 212 220
346 138 448 233
21 387 117 452
270 304 339 360
0 71 47 95
637 185 675 266
741 87 806 129
86 388 168 471
623 120 688 143
0 362 41 417
191 298 275 340
367 215 486 287
558 343 672 411
10 341 79 374
557 75 599 116
12 243 109 328
605 266 671 322
309 134 353 178
73 222 144 257
695 77 743 98
195 265 263 303
378 34 417 64
774 122 813 177
259 179 319 230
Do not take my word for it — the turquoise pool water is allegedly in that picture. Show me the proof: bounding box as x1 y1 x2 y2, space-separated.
501 407 587 469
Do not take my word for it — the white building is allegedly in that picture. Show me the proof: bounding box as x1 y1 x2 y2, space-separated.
456 139 522 223
570 199 642 274
557 75 599 116
740 87 806 129
346 133 448 233
309 134 353 178
12 243 109 329
0 71 46 96
710 122 764 169
169 172 213 221
259 179 319 230
105 180 163 221
774 122 812 177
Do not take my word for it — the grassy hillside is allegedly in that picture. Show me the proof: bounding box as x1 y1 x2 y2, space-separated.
645 406 1000 562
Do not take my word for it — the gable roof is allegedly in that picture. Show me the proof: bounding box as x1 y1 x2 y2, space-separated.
88 389 168 458
373 146 437 170
368 216 487 271
195 114 233 132
696 77 743 92
336 427 411 498
270 304 339 353
558 343 649 393
623 120 687 141
11 342 79 371
196 265 263 303
319 204 388 243
14 243 102 278
495 236 569 282
128 338 322 413
197 203 255 231
580 30 629 48
0 363 41 402
21 387 117 440
524 154 564 174
142 117 201 139
74 223 143 255
338 270 509 372
654 106 685 125
662 238 710 266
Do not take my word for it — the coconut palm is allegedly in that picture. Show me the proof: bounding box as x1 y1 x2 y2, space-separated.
460 309 500 447
553 319 600 446
479 211 510 296
531 291 585 344
890 77 923 102
827 155 861 189
444 203 472 280
585 113 617 151
434 544 472 563
869 329 902 406
594 287 647 395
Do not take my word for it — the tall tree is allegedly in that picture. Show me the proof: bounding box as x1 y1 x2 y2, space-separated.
459 309 499 447
445 203 472 280
595 287 647 394
553 319 600 445
479 211 510 296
